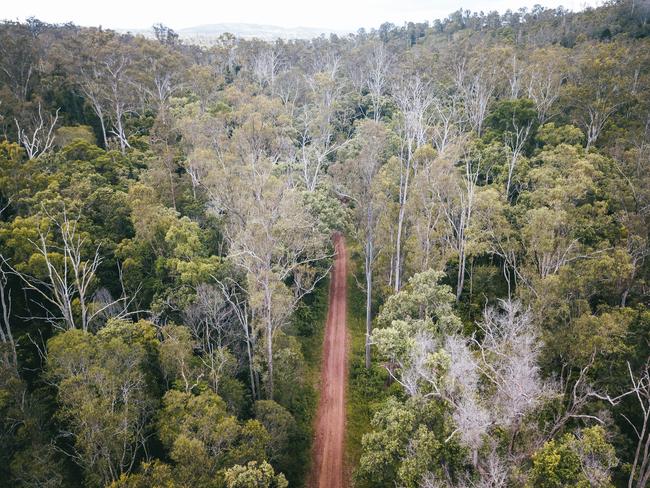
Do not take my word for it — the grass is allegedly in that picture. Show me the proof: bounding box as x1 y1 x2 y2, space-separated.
289 248 388 485
296 276 329 384
287 276 329 486
345 257 390 481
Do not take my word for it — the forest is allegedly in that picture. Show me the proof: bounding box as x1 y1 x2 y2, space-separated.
0 0 649 487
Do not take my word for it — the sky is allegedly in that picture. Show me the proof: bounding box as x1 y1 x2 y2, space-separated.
3 0 602 32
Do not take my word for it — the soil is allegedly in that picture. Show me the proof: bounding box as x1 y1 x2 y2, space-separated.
309 233 349 488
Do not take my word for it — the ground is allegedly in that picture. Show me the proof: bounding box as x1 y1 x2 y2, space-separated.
310 233 349 488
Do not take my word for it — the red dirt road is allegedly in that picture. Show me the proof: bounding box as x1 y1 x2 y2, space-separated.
310 233 349 488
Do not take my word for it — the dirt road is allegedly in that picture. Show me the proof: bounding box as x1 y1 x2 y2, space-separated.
310 233 348 488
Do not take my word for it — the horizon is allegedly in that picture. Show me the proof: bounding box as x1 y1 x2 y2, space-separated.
4 0 602 34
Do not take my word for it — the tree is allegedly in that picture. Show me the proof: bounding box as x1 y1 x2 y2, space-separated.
372 272 556 482
0 261 17 370
137 39 184 123
333 120 389 367
407 144 446 275
210 151 329 398
253 400 295 470
157 389 271 486
356 397 466 488
365 42 392 122
391 75 434 291
434 142 481 301
74 30 139 152
252 46 281 93
224 461 288 488
14 103 59 159
430 89 465 154
227 178 329 398
528 426 617 488
454 57 494 137
567 42 635 150
202 92 332 399
298 69 349 192
618 361 650 488
47 320 158 486
485 98 536 198
9 210 131 332
524 46 569 123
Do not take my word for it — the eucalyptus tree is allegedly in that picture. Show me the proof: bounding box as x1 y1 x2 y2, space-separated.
226 167 329 398
366 42 393 122
298 67 350 192
333 120 390 367
391 75 434 291
206 94 330 399
434 141 481 301
47 320 159 487
14 103 59 159
74 29 139 152
9 210 132 332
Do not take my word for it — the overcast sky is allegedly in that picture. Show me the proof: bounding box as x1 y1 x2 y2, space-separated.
4 0 601 32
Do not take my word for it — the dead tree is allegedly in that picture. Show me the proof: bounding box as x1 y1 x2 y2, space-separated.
14 103 59 159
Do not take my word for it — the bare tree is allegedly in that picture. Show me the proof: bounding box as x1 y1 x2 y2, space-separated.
213 277 260 400
103 52 134 152
430 91 465 154
455 59 494 136
0 260 18 370
508 54 523 100
252 46 281 93
76 32 137 153
183 283 239 394
436 143 481 301
10 210 133 331
583 102 618 150
622 362 650 488
14 103 59 159
78 66 109 147
139 45 184 123
473 300 550 434
366 42 392 122
298 69 349 192
275 68 304 118
525 48 567 123
503 115 532 199
409 147 446 272
392 75 434 291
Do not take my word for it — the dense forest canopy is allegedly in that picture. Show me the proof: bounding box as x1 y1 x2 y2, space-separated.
1 0 649 486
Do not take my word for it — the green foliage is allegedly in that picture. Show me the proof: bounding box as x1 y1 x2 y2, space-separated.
55 126 97 147
528 426 617 488
253 400 296 472
302 188 352 234
224 461 288 488
157 389 271 486
345 268 392 468
46 320 159 487
376 269 461 333
0 5 649 487
485 98 538 142
356 397 467 488
537 123 585 148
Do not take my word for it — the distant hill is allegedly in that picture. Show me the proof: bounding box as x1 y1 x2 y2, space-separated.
119 23 349 43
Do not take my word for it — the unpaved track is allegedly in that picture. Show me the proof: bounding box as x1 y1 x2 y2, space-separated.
310 233 348 488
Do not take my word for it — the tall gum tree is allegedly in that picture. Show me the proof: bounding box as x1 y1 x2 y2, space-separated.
333 120 390 367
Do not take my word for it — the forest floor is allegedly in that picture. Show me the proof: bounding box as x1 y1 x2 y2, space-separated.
309 233 349 488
